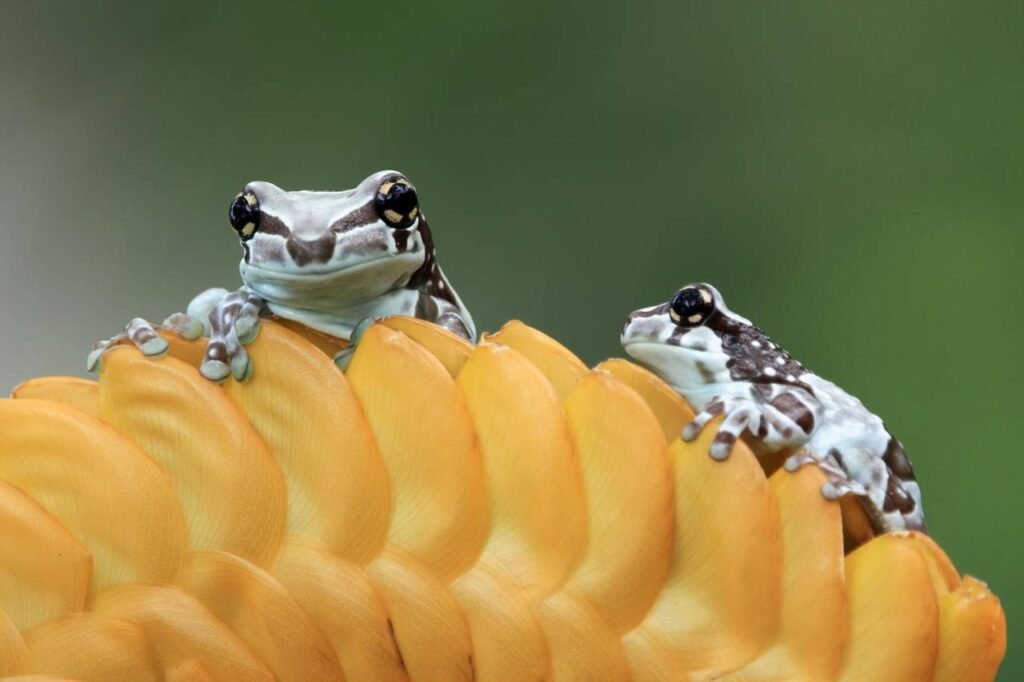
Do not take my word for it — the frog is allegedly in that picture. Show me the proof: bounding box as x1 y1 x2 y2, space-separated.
88 170 475 381
620 282 926 534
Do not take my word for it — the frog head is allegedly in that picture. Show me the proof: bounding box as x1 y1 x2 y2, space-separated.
621 283 804 400
229 169 435 303
225 169 473 340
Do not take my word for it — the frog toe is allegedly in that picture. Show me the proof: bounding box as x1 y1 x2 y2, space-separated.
230 350 252 382
234 316 261 344
139 336 169 357
200 359 231 382
162 312 204 341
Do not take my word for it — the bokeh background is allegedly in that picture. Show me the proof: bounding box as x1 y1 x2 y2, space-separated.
1 1 1020 675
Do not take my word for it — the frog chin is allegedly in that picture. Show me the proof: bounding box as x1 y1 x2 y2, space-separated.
240 250 424 326
623 341 732 401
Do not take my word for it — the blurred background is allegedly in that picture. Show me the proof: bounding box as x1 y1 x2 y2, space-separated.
1 1 1020 675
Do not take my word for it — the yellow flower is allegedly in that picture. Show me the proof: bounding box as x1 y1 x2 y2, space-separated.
0 319 1006 681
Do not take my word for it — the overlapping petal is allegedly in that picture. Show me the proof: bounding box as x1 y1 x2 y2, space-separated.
0 318 1004 682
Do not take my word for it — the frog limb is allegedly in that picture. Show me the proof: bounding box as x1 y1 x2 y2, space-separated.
87 314 203 372
785 450 868 499
197 289 265 382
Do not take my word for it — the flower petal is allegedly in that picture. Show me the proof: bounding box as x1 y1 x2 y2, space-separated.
92 583 274 682
273 538 409 682
534 589 632 681
222 321 391 564
178 550 344 682
346 325 488 582
0 480 90 631
366 545 474 682
456 341 588 599
837 534 939 681
594 358 694 444
484 321 588 400
934 576 1006 682
561 370 673 632
379 316 473 378
450 564 551 681
0 398 187 594
24 613 158 681
10 377 99 417
723 463 846 680
98 349 287 568
0 608 30 676
625 420 782 677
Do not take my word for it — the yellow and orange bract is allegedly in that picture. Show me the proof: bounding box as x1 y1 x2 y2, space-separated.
0 318 1006 682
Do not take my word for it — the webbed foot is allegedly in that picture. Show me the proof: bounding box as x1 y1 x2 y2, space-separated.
682 396 762 460
785 451 868 499
87 314 203 373
196 290 265 382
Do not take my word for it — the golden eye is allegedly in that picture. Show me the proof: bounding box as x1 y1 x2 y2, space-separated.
669 285 715 327
375 177 419 229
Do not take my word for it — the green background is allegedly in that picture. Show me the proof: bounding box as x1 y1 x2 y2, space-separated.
1 1 1019 676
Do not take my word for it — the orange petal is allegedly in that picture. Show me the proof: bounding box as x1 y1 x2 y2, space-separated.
595 358 694 444
561 370 673 632
621 629 693 682
160 329 210 368
98 349 287 568
10 377 99 417
456 342 588 600
0 609 30 677
273 538 409 682
724 464 846 680
450 564 551 681
222 321 391 564
934 576 1006 682
24 613 158 682
366 545 474 682
484 320 588 400
379 316 473 378
837 534 939 681
178 550 344 682
0 480 90 631
346 325 488 582
901 531 961 594
0 399 187 595
92 583 274 682
625 421 782 677
534 589 632 681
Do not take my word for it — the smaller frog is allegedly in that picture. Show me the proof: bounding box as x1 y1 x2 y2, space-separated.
620 283 926 534
89 170 475 380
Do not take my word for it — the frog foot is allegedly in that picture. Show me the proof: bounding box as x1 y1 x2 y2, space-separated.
331 317 378 371
682 396 768 461
784 451 868 500
87 314 204 373
196 290 265 382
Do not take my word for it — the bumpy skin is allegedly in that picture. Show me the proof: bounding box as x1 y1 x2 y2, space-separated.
89 170 475 381
621 283 926 534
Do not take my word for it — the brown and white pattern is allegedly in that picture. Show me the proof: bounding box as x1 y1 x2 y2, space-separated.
621 282 926 534
90 170 475 381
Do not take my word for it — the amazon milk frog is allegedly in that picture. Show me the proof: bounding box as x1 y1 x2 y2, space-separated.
621 283 926 534
89 170 475 380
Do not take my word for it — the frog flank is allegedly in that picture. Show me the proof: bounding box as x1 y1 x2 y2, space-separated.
620 282 926 535
89 170 475 381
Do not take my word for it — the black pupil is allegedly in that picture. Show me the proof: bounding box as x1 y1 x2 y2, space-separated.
671 287 713 325
229 194 259 233
377 181 418 227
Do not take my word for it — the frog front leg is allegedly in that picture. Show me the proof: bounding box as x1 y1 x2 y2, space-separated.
190 288 265 382
87 313 204 372
784 450 868 499
683 388 816 461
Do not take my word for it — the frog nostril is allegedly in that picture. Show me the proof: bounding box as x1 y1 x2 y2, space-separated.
229 191 261 240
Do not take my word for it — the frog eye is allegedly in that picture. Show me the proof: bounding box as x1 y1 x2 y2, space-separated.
229 191 261 240
375 178 420 229
669 285 715 327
